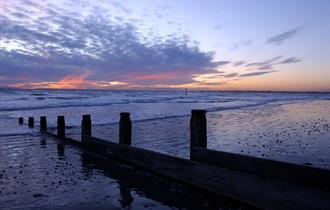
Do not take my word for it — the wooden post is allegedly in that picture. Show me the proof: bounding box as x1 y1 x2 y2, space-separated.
40 116 47 131
57 116 65 137
190 110 207 160
28 117 34 128
119 112 131 145
19 117 23 125
81 114 91 140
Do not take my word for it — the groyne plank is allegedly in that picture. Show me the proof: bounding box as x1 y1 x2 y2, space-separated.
83 135 330 210
191 147 330 192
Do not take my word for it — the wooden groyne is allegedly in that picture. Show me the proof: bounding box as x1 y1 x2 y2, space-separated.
20 111 330 209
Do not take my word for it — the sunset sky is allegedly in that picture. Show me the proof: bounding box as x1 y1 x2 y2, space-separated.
1 0 329 91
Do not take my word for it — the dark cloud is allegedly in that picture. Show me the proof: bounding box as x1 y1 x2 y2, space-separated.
233 61 245 66
216 61 231 66
266 26 302 45
0 1 223 86
258 65 273 70
277 57 302 64
246 56 282 67
244 56 302 72
239 71 277 77
200 81 227 86
224 73 238 78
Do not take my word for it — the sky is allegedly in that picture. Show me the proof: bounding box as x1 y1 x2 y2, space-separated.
0 0 329 91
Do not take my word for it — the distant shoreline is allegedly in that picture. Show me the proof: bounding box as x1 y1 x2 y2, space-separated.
1 87 329 94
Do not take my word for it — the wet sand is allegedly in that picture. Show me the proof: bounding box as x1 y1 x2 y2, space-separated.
1 99 329 209
0 132 250 209
66 100 330 169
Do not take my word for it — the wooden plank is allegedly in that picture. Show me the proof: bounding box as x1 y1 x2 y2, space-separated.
82 135 330 209
45 131 83 147
191 147 330 192
44 131 330 209
79 152 250 209
81 135 116 155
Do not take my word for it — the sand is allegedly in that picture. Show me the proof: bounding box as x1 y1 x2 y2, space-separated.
1 99 329 209
65 100 330 169
0 132 249 209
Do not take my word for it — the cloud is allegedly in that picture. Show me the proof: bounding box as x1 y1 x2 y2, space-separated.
230 39 252 51
0 0 224 88
108 1 131 13
10 70 129 89
258 65 273 70
230 43 239 51
246 56 283 67
245 56 302 71
277 57 302 64
240 39 252 46
239 71 277 77
233 61 245 66
224 73 238 78
266 26 302 45
216 61 231 66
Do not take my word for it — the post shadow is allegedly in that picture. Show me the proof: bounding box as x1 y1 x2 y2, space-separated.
40 135 47 148
118 182 134 208
57 143 65 160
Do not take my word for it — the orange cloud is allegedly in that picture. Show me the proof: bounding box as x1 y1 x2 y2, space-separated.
9 70 129 89
45 71 91 89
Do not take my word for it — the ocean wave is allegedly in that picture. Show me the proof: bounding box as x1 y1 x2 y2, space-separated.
0 90 328 113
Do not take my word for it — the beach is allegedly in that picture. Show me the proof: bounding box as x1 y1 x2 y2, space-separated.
70 99 330 169
0 132 250 210
1 89 329 209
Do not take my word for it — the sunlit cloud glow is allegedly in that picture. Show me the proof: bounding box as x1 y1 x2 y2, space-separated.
0 0 329 91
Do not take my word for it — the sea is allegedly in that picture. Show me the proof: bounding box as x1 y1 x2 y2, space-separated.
0 89 329 209
1 89 329 132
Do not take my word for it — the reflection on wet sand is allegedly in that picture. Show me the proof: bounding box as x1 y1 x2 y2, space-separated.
40 136 47 148
57 143 65 160
79 151 249 209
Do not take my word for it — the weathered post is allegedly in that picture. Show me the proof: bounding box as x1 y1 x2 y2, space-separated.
57 116 65 137
28 117 34 128
40 116 47 131
19 117 23 125
81 114 91 141
190 110 207 160
119 112 132 145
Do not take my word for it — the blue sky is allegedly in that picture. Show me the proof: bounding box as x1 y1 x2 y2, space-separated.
0 0 329 90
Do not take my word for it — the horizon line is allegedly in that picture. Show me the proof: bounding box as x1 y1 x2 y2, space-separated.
1 87 329 93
